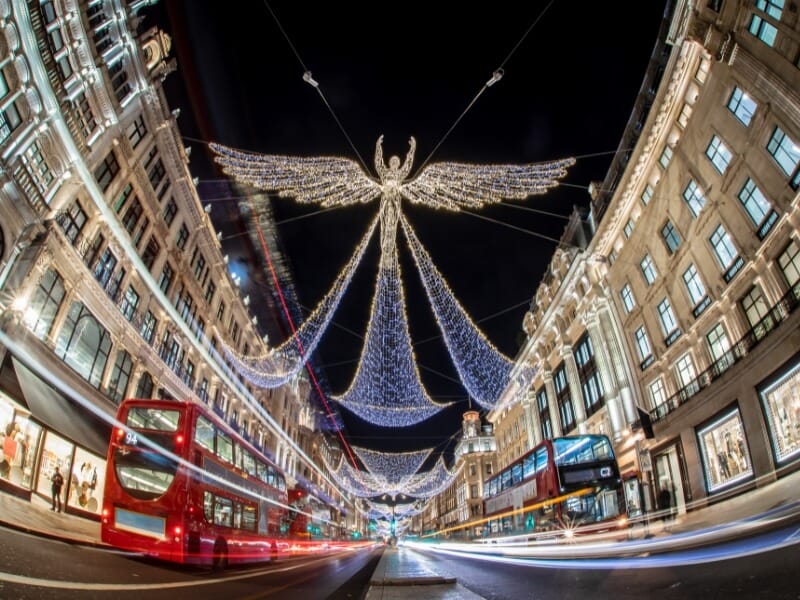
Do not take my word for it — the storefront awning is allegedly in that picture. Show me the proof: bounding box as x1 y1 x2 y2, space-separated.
11 357 112 457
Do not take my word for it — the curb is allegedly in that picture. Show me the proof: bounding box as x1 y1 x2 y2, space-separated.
371 575 457 586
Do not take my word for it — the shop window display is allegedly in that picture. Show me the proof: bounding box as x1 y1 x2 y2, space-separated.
36 431 74 506
697 408 753 492
67 446 105 514
0 397 42 489
760 361 800 463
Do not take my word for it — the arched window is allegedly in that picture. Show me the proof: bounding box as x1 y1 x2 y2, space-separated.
107 350 133 404
55 302 111 388
135 371 154 398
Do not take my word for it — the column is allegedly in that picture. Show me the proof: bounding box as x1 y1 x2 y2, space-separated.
521 389 541 448
542 370 562 438
585 313 625 440
560 345 587 432
598 303 638 423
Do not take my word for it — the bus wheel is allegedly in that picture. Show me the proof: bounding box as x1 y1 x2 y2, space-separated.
212 539 228 572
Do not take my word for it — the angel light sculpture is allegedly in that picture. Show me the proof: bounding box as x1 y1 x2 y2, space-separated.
209 137 575 425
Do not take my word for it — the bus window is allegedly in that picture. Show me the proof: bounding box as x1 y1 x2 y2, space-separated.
126 407 180 431
266 465 275 487
511 463 523 485
523 454 536 479
277 473 286 491
217 431 233 463
194 416 215 452
204 491 214 521
214 496 233 527
535 447 548 473
242 504 257 532
241 448 256 476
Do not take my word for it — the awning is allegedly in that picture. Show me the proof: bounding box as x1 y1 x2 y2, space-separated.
11 357 112 457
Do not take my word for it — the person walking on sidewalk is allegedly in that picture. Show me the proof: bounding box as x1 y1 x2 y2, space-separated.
50 466 64 512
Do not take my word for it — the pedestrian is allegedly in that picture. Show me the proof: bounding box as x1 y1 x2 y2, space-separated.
50 466 64 512
658 484 673 522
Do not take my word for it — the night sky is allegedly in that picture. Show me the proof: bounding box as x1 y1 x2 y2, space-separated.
149 1 668 462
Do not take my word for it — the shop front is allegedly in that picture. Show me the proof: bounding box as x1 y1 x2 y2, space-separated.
696 404 754 494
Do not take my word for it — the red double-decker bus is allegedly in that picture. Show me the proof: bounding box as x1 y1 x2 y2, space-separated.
100 398 289 569
482 434 625 540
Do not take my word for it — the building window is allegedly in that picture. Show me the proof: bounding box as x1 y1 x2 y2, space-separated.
695 58 711 83
176 224 189 251
57 200 87 244
217 301 226 322
127 114 147 149
158 262 174 294
120 286 140 321
737 178 777 238
140 310 157 345
108 61 132 103
198 378 209 403
24 141 55 195
205 281 216 305
141 236 160 271
575 333 604 416
657 297 679 338
705 135 733 174
194 254 206 280
641 184 654 206
677 103 693 128
536 387 552 439
26 268 65 340
620 283 636 314
710 224 742 281
777 239 800 289
759 361 800 464
706 322 732 365
726 87 757 127
675 353 697 391
740 285 771 331
697 408 753 492
163 198 178 227
133 217 150 249
94 151 120 193
649 377 667 408
54 302 112 389
107 350 133 405
136 371 154 398
121 196 144 235
748 2 781 47
640 254 658 286
766 127 800 188
682 180 706 218
553 364 575 433
658 146 673 170
83 233 105 270
623 218 635 239
661 221 681 254
72 92 97 139
93 248 117 288
683 264 709 316
113 183 134 214
635 326 652 362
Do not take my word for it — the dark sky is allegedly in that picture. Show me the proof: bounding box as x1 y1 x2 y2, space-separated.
150 1 668 462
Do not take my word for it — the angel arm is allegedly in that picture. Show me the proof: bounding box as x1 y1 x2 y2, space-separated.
374 135 387 180
398 136 417 179
210 142 381 207
400 156 576 210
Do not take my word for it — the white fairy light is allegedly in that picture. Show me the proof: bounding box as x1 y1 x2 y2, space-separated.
401 214 514 410
331 242 450 425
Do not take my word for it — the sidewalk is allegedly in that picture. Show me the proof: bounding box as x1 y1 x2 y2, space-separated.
0 489 103 547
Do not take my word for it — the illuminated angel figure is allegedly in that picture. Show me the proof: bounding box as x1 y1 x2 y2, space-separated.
209 137 576 263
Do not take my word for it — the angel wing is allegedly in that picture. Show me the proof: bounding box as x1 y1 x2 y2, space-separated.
209 142 382 207
400 156 576 211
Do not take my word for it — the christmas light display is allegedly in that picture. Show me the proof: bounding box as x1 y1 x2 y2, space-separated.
331 242 450 425
353 446 432 487
401 214 514 409
219 215 378 387
322 450 461 499
210 138 574 426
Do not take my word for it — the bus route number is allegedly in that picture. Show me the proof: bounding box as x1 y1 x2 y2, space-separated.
125 431 139 446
